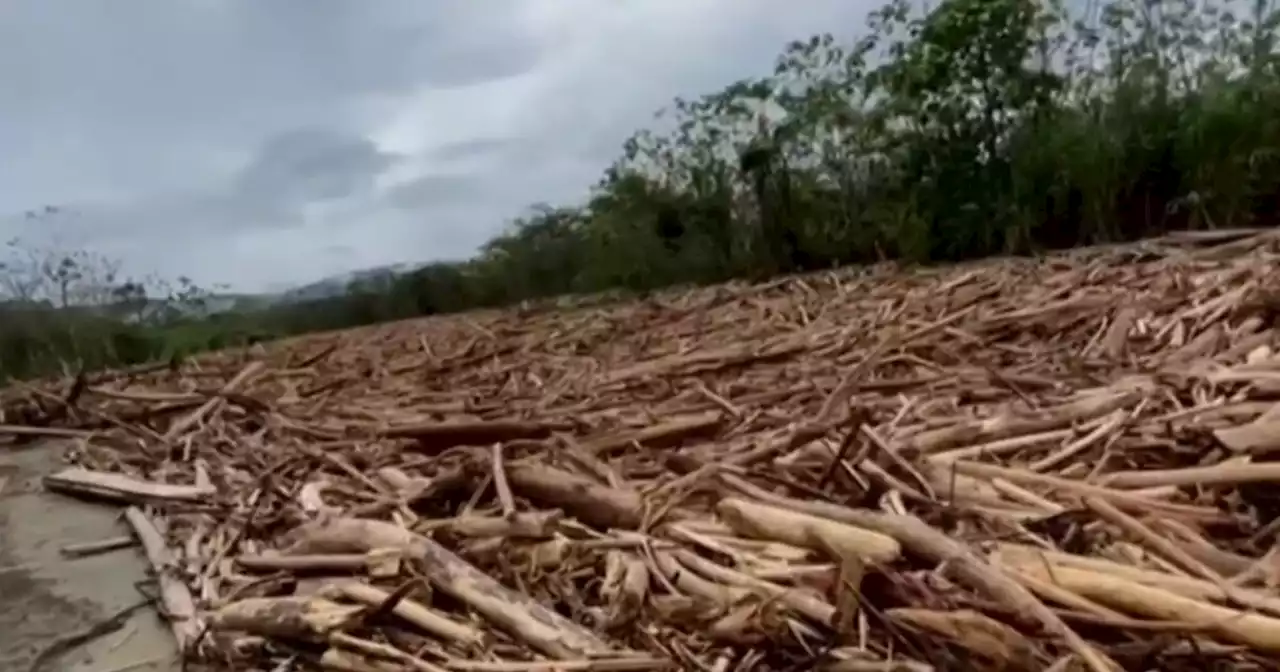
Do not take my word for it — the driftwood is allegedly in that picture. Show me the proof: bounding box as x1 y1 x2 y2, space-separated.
123 506 202 650
284 517 611 658
210 596 362 641
715 496 902 564
506 462 644 530
60 535 137 558
236 549 403 577
324 580 486 646
19 230 1280 670
44 467 214 503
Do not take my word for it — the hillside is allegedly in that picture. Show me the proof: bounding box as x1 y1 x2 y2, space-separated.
5 230 1280 671
8 0 1280 388
278 263 427 303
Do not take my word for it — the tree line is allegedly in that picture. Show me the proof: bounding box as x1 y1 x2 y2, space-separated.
315 0 1280 316
4 0 1279 379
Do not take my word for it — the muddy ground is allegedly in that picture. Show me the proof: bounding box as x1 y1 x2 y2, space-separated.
0 443 177 672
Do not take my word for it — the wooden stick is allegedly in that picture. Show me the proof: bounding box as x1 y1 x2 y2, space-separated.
490 443 516 519
123 507 202 651
164 361 264 440
720 475 1115 672
60 535 137 558
332 580 485 646
506 463 643 530
45 468 214 504
715 496 901 564
210 596 362 641
1015 562 1280 652
284 517 613 659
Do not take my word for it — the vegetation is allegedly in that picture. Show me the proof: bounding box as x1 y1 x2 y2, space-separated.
5 0 1280 380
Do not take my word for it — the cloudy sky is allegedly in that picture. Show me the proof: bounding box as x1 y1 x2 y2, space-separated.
1 0 869 294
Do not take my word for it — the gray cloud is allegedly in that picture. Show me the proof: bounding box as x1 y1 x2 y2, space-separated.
0 1 542 207
385 174 488 210
429 138 527 163
0 0 875 293
233 129 401 208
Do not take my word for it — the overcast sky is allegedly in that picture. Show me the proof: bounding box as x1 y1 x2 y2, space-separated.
0 0 870 294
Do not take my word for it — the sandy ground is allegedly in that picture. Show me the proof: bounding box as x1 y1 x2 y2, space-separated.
0 443 178 672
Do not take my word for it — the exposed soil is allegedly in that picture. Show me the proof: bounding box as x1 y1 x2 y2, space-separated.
0 444 177 672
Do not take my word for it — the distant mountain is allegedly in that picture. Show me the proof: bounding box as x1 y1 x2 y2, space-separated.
278 262 427 303
0 268 416 321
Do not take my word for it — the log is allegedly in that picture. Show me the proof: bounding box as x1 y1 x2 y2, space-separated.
382 419 568 449
331 580 485 646
599 551 649 628
995 544 1280 616
715 497 901 564
284 517 612 658
506 463 643 530
328 633 449 672
719 477 1115 672
904 389 1142 456
1013 562 1280 652
45 467 214 504
422 510 563 539
1214 418 1280 453
236 549 402 577
123 506 203 650
61 535 137 558
320 646 403 672
581 412 724 456
210 596 362 641
888 608 1039 671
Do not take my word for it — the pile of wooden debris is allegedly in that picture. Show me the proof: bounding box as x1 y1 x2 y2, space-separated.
7 229 1280 671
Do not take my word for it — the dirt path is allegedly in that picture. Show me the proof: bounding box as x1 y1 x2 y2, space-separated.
0 443 178 672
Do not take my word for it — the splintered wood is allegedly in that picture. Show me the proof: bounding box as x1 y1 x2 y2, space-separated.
12 228 1280 671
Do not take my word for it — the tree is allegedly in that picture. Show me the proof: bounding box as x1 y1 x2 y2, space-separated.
9 0 1280 379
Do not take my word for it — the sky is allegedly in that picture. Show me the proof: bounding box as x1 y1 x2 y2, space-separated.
0 0 871 294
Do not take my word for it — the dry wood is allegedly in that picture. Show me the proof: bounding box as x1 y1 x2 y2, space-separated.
328 632 450 672
16 231 1280 669
209 595 362 641
581 411 725 455
419 510 563 538
995 544 1280 615
383 419 567 448
718 475 1114 671
122 506 202 651
506 462 643 530
1212 417 1280 453
887 608 1039 671
329 580 485 646
44 467 214 503
715 497 902 564
1012 562 1280 652
599 550 649 627
236 549 403 576
60 535 137 558
285 516 612 658
320 646 402 672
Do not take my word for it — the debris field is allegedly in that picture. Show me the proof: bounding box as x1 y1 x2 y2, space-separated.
8 229 1280 671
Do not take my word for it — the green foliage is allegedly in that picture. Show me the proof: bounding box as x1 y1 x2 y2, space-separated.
7 0 1280 380
0 225 269 380
395 0 1280 300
